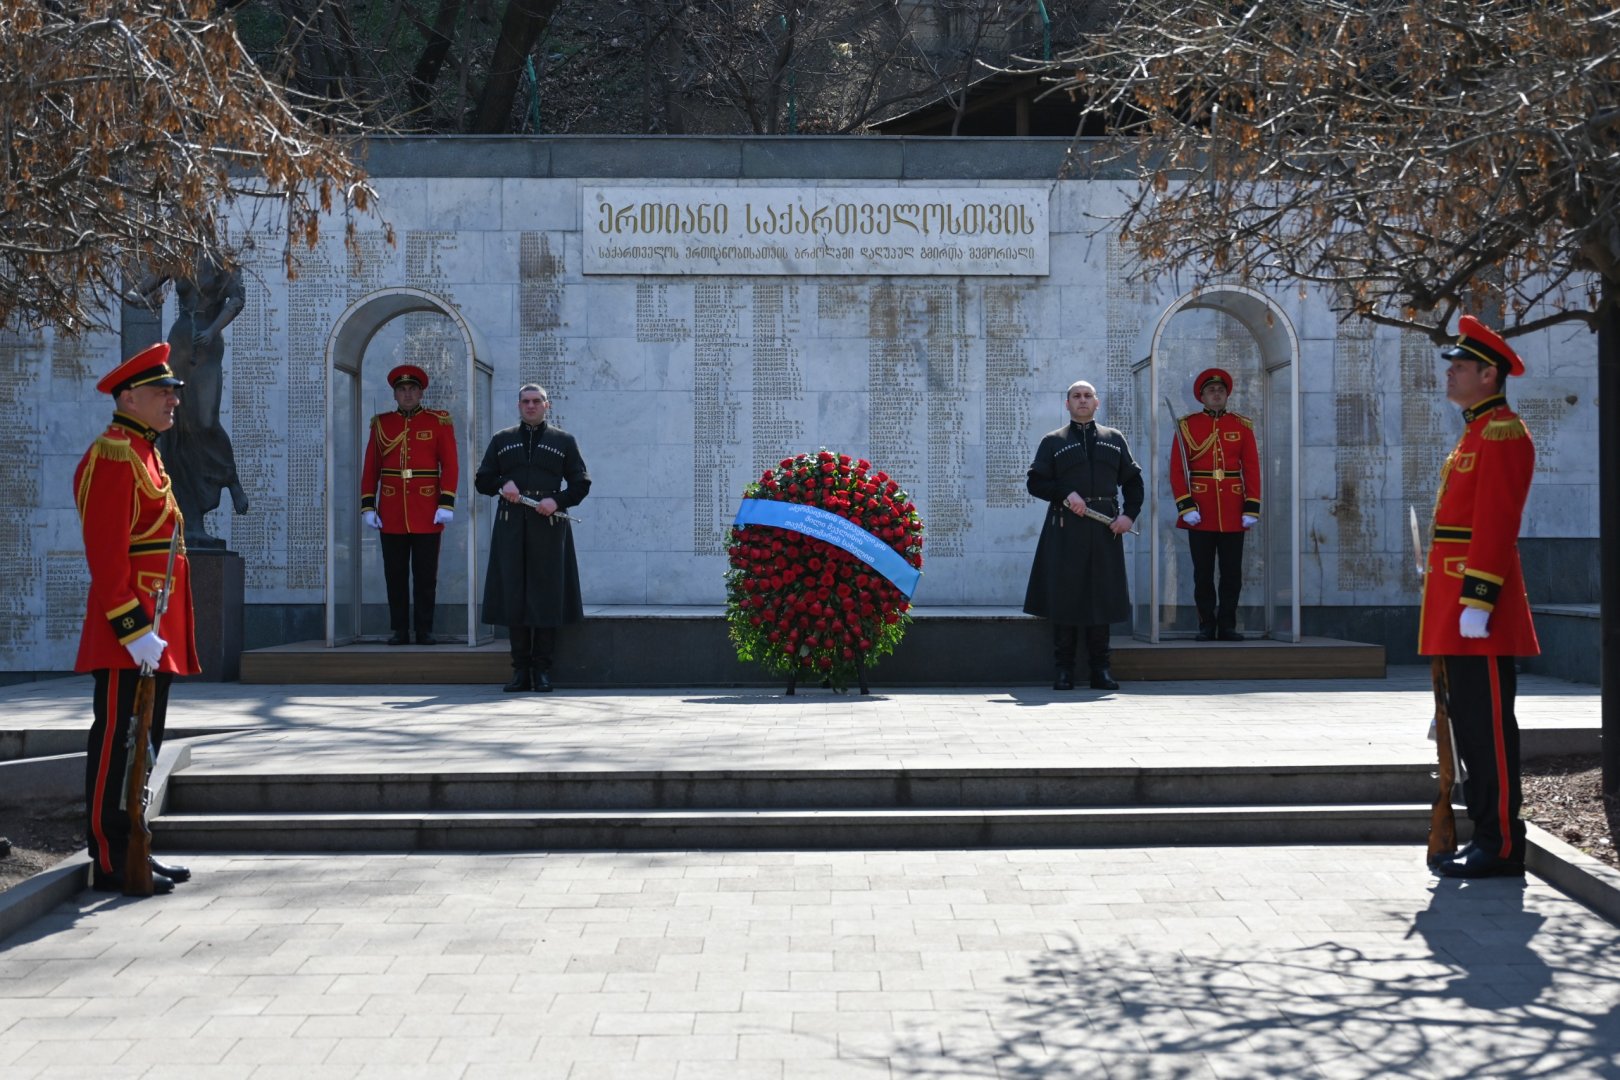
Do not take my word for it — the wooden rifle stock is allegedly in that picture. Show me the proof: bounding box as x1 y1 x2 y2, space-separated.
1426 658 1459 867
123 531 178 897
123 674 157 896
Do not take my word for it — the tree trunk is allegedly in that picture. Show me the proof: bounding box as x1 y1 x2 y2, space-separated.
469 0 563 134
408 0 464 127
1600 275 1619 797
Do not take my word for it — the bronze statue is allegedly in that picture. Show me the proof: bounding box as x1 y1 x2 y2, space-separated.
126 258 250 547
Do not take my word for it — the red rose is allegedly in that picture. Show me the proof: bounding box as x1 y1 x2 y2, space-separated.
884 612 900 624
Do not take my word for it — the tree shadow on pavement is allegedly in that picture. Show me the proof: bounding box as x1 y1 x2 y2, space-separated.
881 880 1620 1078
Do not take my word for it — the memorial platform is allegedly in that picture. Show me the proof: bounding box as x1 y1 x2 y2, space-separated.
242 605 1384 685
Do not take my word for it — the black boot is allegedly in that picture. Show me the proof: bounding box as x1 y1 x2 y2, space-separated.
1085 625 1118 690
150 857 191 883
1054 669 1074 691
532 669 553 693
503 668 532 692
1195 622 1216 642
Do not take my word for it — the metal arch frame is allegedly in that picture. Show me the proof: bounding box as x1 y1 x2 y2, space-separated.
1131 284 1302 644
323 287 494 648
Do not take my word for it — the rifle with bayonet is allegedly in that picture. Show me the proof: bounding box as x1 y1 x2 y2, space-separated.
122 530 179 897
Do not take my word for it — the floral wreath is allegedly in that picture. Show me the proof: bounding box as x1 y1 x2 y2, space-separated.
725 450 924 689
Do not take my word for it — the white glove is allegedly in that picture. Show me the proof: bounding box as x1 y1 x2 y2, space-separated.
1181 510 1202 527
126 630 167 671
1459 607 1491 639
362 510 381 530
433 508 454 526
1241 514 1258 529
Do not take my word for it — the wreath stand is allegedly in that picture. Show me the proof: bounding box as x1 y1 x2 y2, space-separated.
785 656 871 696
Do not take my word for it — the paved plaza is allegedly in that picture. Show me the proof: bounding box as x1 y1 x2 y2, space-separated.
1 670 1616 1078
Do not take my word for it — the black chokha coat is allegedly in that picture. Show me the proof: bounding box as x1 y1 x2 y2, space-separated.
474 421 590 627
1022 420 1144 626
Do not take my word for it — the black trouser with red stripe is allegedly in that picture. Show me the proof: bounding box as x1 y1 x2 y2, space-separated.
380 532 441 638
86 669 173 874
1187 530 1245 630
1442 655 1524 862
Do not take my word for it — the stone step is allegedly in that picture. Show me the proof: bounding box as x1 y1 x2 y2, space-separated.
165 763 1435 814
151 803 1433 852
240 610 1384 685
1522 604 1599 686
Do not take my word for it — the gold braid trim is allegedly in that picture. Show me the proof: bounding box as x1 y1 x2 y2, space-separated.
1178 417 1219 461
1482 417 1527 441
372 415 408 456
76 436 183 550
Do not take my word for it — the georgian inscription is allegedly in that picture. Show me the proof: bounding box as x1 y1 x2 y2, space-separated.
750 284 805 478
985 286 1036 507
584 188 1048 276
229 240 287 591
693 282 746 554
46 552 89 640
520 233 567 399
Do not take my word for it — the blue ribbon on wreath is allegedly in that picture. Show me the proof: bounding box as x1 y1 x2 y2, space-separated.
733 498 921 599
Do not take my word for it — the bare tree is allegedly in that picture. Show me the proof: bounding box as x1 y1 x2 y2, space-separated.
470 0 565 133
1049 0 1620 794
1049 0 1618 338
1 0 380 333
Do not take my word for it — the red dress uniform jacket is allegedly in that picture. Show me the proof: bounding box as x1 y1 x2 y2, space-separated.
360 407 458 533
1419 395 1539 657
73 415 200 675
1170 409 1262 532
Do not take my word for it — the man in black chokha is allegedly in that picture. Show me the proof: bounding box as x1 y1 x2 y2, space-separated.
474 384 589 692
1023 380 1144 691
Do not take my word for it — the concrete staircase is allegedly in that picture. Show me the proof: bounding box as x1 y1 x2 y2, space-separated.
153 762 1440 852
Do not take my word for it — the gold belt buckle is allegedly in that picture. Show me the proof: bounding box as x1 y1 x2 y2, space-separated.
401 469 414 480
1212 468 1225 481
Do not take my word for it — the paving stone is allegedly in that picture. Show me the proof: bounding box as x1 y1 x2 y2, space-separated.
2 677 1617 1078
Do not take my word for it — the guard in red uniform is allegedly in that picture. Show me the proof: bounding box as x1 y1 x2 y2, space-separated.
75 343 201 894
360 365 458 644
1170 368 1262 640
1420 315 1539 879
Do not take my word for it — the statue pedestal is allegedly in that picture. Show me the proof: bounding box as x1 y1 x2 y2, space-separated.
188 549 244 682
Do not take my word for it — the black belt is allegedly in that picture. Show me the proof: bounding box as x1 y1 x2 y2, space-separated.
129 539 175 555
1433 525 1472 543
381 468 439 479
1189 469 1235 479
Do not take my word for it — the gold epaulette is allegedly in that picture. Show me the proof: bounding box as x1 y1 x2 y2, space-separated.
431 408 454 424
1235 413 1254 429
92 432 139 460
1482 416 1527 441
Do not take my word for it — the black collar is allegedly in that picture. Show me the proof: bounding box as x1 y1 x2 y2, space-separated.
398 406 422 418
1070 419 1096 433
111 412 160 443
1203 407 1226 418
1462 394 1507 424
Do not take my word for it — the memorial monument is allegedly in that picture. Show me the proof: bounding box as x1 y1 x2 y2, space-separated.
126 255 250 548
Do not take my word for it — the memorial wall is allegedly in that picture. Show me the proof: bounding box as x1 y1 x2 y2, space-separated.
0 137 1599 671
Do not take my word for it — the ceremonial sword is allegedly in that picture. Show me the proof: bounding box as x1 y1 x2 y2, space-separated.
516 494 582 523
